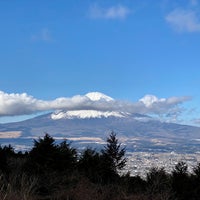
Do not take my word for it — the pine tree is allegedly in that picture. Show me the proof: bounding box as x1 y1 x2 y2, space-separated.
101 132 127 174
78 148 102 182
29 134 57 171
57 140 77 171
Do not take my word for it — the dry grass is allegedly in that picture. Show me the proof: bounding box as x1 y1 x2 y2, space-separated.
0 173 38 200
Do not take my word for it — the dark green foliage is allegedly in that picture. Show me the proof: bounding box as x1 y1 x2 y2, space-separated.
27 134 58 173
27 134 77 174
146 167 171 192
0 147 9 174
101 132 127 173
56 140 77 171
146 167 173 199
121 174 147 194
78 132 127 184
0 145 15 175
1 145 15 156
173 161 188 175
2 133 200 199
24 134 78 196
100 132 127 183
191 163 200 198
78 148 103 182
193 163 200 179
171 162 193 200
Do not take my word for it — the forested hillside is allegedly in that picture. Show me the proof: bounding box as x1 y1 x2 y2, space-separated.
0 133 200 200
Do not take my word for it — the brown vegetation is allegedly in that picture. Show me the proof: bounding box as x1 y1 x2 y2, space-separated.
0 133 200 200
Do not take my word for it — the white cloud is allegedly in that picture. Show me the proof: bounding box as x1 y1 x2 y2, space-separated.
0 91 190 122
139 95 190 121
31 28 52 42
89 4 130 20
166 8 200 32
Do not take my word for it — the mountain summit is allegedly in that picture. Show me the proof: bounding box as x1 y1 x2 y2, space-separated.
51 92 128 119
85 92 114 101
0 92 200 153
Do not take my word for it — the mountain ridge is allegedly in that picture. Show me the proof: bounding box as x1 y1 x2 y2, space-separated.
0 110 200 153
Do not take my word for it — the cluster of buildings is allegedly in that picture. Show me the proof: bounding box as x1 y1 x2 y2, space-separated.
123 151 200 178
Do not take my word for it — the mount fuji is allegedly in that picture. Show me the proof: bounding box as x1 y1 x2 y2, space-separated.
0 92 200 153
51 92 129 119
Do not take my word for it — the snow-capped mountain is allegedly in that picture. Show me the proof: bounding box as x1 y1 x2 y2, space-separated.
51 92 130 119
51 110 127 119
1 92 200 153
85 92 114 102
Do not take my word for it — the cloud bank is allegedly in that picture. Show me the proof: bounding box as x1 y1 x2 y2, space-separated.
0 91 190 121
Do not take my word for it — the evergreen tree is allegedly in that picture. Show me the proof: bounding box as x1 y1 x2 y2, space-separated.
172 162 192 200
0 144 15 175
101 132 127 174
28 133 58 172
28 134 77 173
191 163 200 198
57 140 77 171
0 146 9 174
193 163 200 179
78 148 103 183
146 167 172 199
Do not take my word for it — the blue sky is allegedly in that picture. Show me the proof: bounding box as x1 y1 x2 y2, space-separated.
0 0 200 125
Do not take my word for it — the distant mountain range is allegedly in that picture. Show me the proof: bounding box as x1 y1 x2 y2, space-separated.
0 92 200 153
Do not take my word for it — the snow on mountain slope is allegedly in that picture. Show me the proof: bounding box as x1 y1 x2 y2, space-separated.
85 92 114 101
50 92 153 120
51 92 127 119
51 110 127 119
